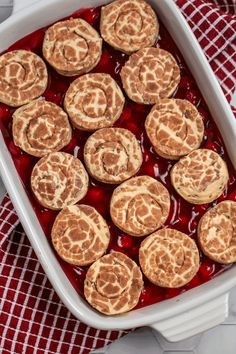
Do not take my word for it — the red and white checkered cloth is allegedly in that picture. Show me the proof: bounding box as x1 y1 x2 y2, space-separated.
0 1 236 353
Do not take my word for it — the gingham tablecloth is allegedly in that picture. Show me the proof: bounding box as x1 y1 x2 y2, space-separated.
0 1 236 353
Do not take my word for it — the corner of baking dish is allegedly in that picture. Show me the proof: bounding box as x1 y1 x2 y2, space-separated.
0 0 236 336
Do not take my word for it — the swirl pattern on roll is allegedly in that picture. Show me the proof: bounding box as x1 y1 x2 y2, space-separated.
31 152 89 210
64 73 125 131
84 128 143 184
43 18 102 76
0 50 48 107
110 176 170 236
51 204 110 266
171 149 229 204
84 252 143 315
139 228 200 288
120 47 180 104
100 0 159 54
12 100 72 157
198 201 236 264
145 99 204 160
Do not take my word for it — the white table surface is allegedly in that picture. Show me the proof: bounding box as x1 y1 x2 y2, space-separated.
1 1 236 353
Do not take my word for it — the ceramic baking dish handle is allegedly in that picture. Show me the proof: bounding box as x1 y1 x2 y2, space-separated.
150 293 229 342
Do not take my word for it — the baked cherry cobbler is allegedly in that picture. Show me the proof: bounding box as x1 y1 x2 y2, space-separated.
0 0 236 315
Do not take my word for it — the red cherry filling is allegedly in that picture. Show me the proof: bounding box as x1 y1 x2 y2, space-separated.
8 141 22 157
0 104 11 122
199 259 216 281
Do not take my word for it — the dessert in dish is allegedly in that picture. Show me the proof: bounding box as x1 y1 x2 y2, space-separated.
64 73 125 131
0 50 48 107
145 99 204 160
84 251 143 314
12 100 72 157
43 18 102 76
0 0 235 315
100 0 159 54
31 152 89 210
139 228 200 288
110 175 170 236
120 47 180 104
51 204 110 266
198 201 236 264
171 149 229 204
83 127 143 184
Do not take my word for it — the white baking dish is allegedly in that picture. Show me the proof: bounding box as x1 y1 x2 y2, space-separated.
0 0 236 342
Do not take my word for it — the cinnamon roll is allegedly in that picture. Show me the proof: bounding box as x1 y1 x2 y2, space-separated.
0 50 48 107
84 128 142 184
84 252 143 314
13 100 71 157
100 0 159 54
120 47 180 104
43 18 102 76
31 152 89 210
51 204 110 265
171 149 229 204
110 176 170 236
64 73 124 130
145 99 204 160
139 228 200 288
198 201 236 264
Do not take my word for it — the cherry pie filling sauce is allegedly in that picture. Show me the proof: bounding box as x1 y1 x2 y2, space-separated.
0 6 235 310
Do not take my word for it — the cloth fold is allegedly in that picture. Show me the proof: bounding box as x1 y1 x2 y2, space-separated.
176 0 236 102
0 1 236 353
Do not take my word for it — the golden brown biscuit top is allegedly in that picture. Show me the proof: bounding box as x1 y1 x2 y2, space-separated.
84 127 143 184
31 152 89 210
198 201 236 264
0 50 48 107
51 204 110 266
84 251 143 315
145 99 204 159
120 47 180 104
13 99 72 157
171 149 229 204
64 73 125 130
110 175 170 236
100 0 159 54
139 228 200 288
43 18 102 76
